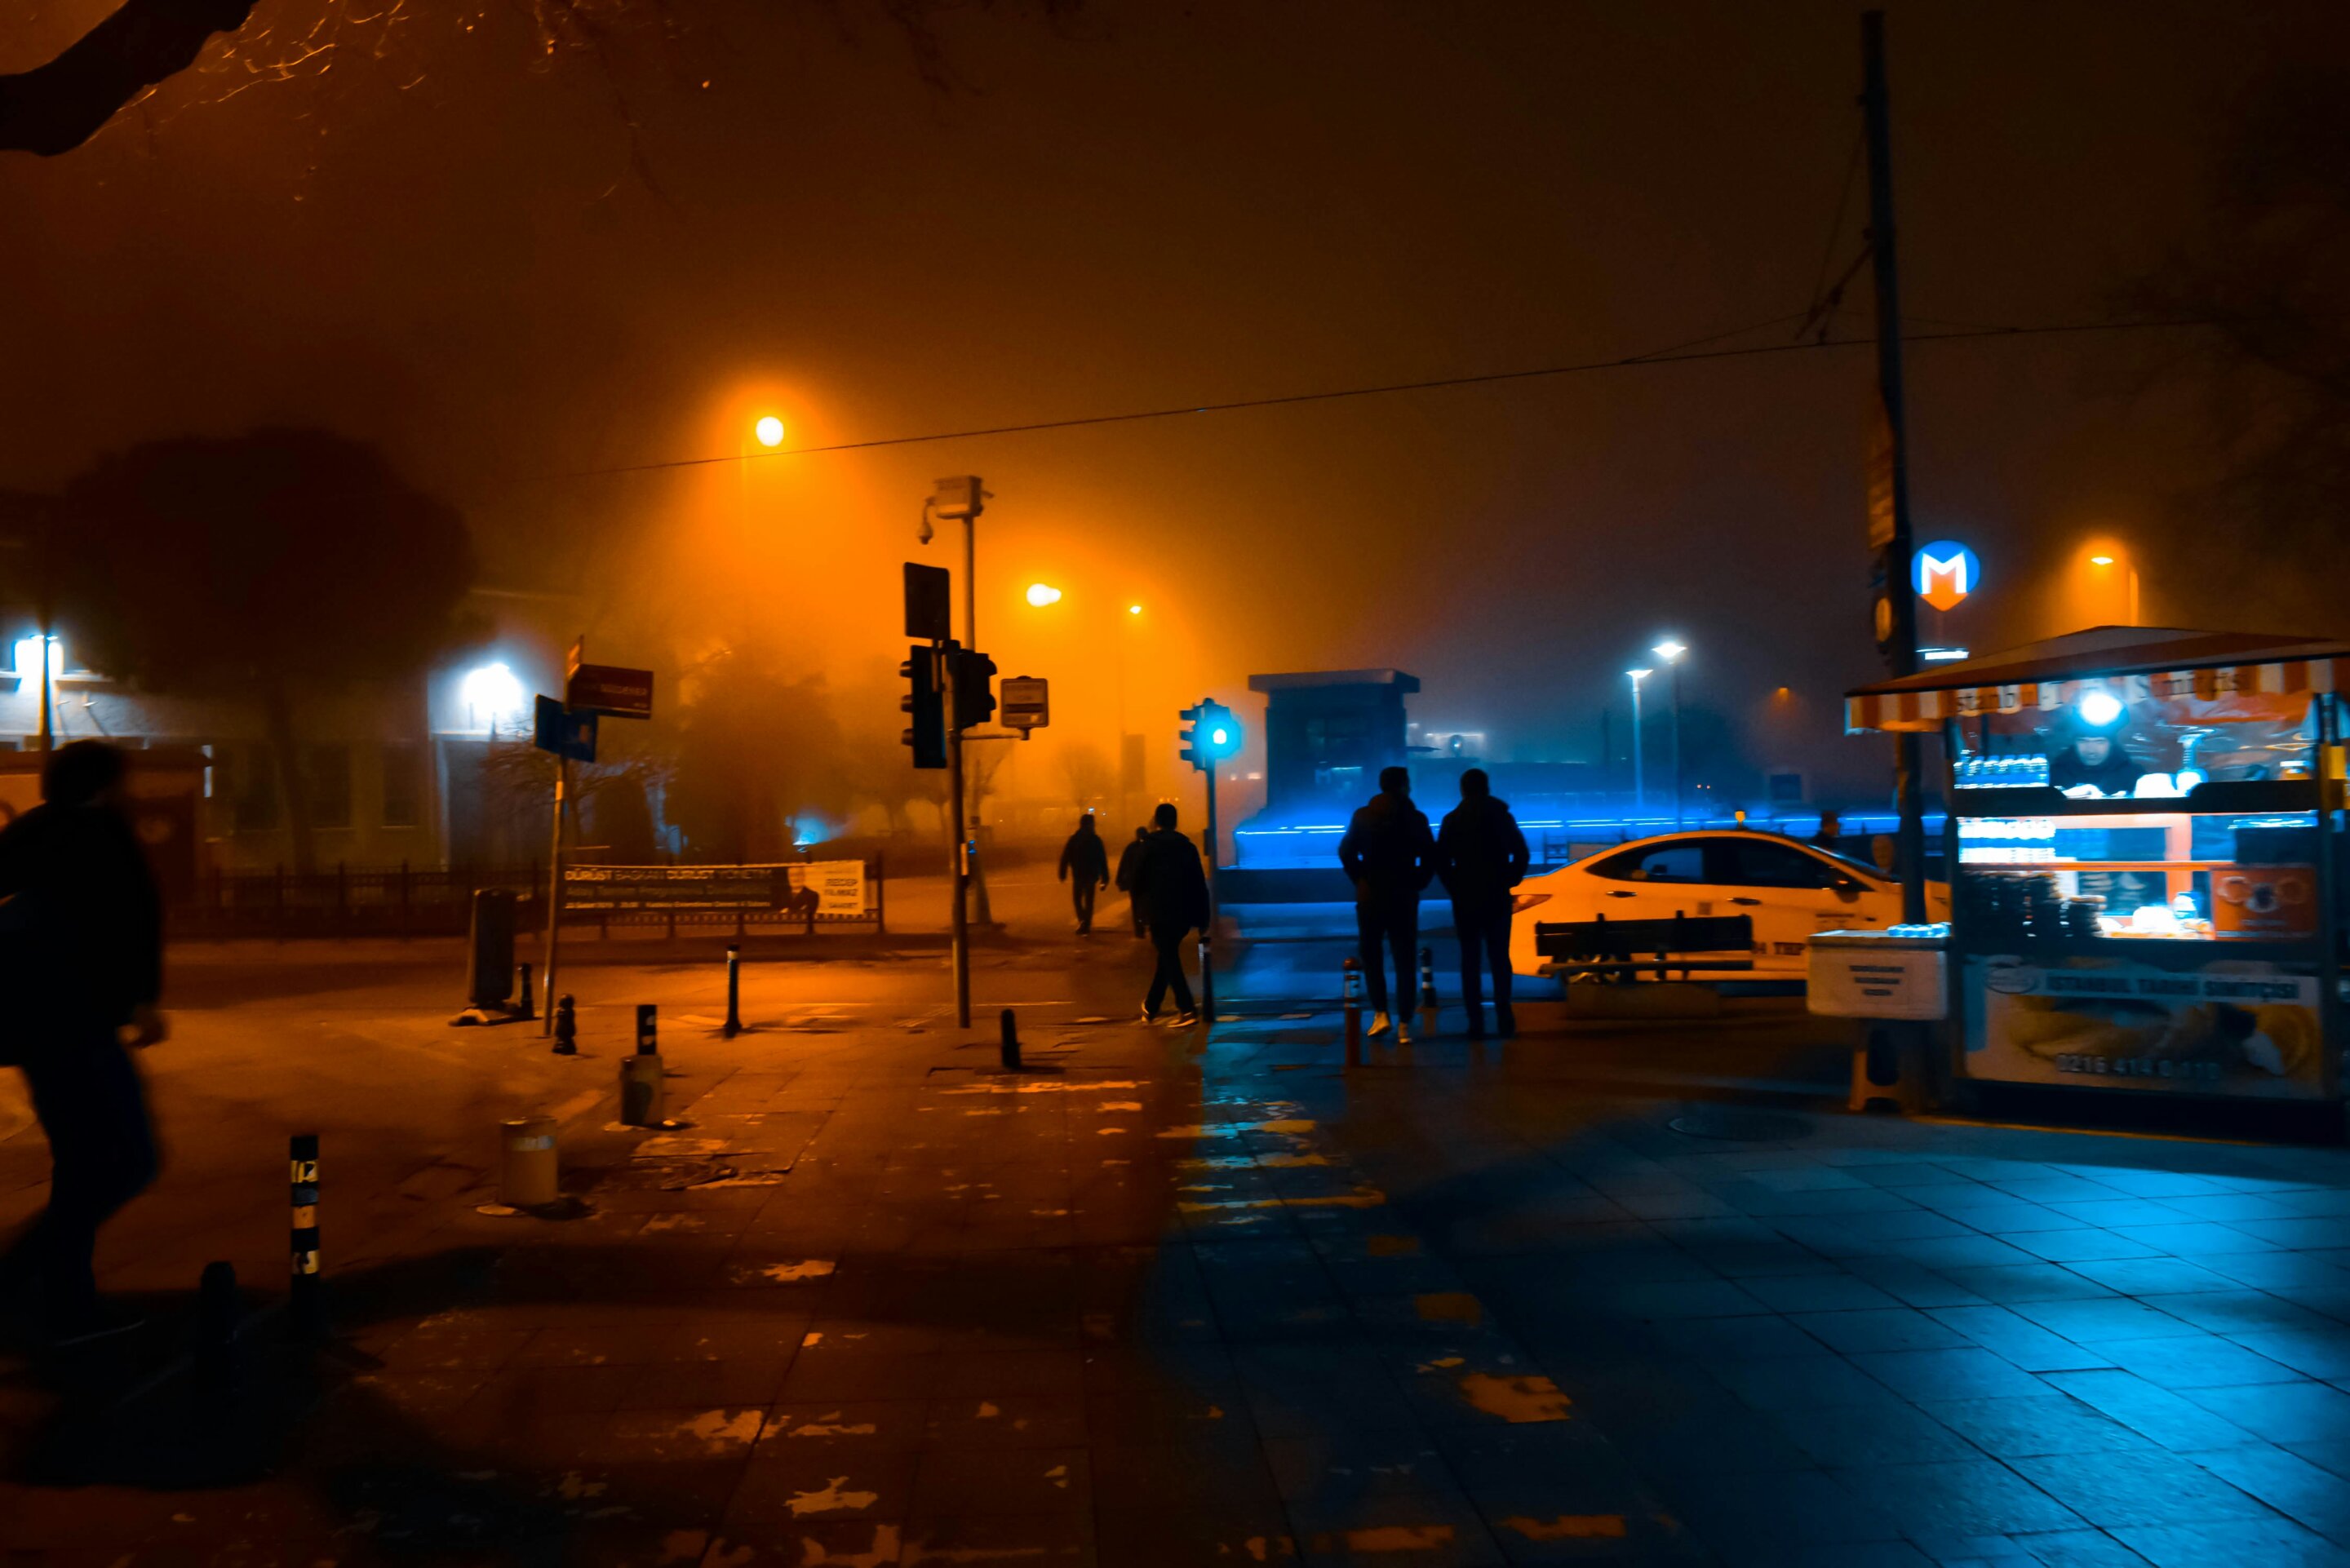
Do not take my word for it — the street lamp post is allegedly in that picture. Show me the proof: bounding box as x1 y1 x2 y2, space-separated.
1652 640 1687 828
925 477 993 931
1625 668 1651 816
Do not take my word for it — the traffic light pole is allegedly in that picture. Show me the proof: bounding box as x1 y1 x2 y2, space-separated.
1200 763 1218 1023
945 656 971 1029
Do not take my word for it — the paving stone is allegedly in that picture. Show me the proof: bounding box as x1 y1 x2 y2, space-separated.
1922 1395 2157 1459
1851 1349 2051 1403
2006 1449 2268 1529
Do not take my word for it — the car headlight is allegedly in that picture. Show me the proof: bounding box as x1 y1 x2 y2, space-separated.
1511 892 1551 914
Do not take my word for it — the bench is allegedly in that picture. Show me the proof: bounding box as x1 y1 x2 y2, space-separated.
1534 912 1755 983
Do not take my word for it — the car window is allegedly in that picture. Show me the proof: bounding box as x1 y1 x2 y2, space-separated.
1718 838 1843 890
1588 843 1705 883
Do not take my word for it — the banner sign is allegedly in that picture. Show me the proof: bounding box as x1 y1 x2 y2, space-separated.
1962 953 2326 1100
566 664 654 719
564 862 867 917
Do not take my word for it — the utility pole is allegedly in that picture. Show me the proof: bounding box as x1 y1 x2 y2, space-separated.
1200 760 1219 1023
540 755 568 1032
945 650 971 1028
1863 9 1929 924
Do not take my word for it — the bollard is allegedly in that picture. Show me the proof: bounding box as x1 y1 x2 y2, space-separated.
621 1007 664 1126
551 993 577 1056
196 1260 240 1401
499 1114 559 1208
1000 1008 1021 1072
1342 956 1363 1069
1848 1025 1905 1114
289 1133 322 1340
1196 932 1214 1025
724 945 742 1039
1417 946 1438 1035
515 963 535 1022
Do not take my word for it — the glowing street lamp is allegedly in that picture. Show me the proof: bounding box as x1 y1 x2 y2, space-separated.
752 415 785 449
1652 640 1688 828
1025 582 1062 608
2082 546 2139 627
1626 668 1652 813
1128 604 1142 615
459 661 530 736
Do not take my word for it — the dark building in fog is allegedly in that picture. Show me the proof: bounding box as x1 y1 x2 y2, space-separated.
1248 669 1420 808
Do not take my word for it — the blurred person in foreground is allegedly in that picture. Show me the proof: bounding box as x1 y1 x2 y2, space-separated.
1114 826 1149 938
1436 768 1528 1040
1057 813 1111 935
1128 803 1208 1026
0 741 166 1347
1338 765 1434 1043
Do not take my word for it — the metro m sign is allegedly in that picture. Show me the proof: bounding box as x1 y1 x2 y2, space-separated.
1913 541 1980 613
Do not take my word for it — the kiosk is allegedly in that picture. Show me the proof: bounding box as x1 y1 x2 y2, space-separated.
1828 627 2348 1116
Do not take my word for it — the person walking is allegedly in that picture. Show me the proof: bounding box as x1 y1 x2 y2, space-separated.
1337 766 1434 1043
1128 803 1208 1025
0 741 166 1347
1809 810 1843 851
1057 813 1111 935
1114 826 1149 937
1436 768 1529 1040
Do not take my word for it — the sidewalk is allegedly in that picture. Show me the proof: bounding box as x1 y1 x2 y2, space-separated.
4 953 2350 1565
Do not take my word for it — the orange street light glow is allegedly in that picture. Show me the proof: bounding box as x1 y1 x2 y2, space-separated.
753 415 785 448
2090 554 2114 565
1026 583 1062 607
1128 604 1142 615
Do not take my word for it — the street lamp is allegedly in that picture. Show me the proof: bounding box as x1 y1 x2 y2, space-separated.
1025 582 1062 608
752 415 785 449
1625 668 1652 815
2084 547 2139 627
1652 640 1687 829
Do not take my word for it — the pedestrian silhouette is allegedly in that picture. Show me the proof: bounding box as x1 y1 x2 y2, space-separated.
1058 813 1111 935
0 741 166 1347
1128 804 1208 1025
1437 768 1530 1039
1338 766 1434 1043
1810 810 1842 850
1114 826 1150 938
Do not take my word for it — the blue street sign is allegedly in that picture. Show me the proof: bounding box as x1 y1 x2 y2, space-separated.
534 693 598 763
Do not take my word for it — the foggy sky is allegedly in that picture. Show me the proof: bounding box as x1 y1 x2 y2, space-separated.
3 0 2340 810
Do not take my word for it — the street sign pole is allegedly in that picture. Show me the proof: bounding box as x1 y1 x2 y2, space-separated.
541 755 567 1034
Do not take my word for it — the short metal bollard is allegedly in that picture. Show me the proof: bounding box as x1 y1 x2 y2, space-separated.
499 1114 559 1208
621 1006 664 1126
724 945 743 1039
196 1260 240 1400
515 963 535 1022
1417 946 1438 1035
551 993 578 1056
1342 956 1363 1069
289 1133 322 1340
1000 1008 1021 1072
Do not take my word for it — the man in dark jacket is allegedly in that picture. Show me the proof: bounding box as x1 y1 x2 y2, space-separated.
1437 768 1529 1039
1338 766 1434 1043
0 741 166 1345
1057 814 1111 934
1128 803 1208 1025
1113 826 1149 937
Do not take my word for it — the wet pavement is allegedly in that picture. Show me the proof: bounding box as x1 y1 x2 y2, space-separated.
2 894 2349 1565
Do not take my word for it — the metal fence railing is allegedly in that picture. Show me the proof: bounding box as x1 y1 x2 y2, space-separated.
168 856 886 939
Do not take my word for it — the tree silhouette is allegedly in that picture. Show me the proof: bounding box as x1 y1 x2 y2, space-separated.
62 428 479 872
663 649 849 862
0 0 256 155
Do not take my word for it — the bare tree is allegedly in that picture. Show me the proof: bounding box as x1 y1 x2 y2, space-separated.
2124 62 2350 615
1056 740 1112 809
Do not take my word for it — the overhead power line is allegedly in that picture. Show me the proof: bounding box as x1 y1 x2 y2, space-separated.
540 317 2210 484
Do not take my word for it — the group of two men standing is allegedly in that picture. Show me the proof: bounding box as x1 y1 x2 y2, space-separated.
1341 765 1526 1043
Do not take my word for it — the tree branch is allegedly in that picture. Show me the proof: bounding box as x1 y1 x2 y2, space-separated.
0 0 259 156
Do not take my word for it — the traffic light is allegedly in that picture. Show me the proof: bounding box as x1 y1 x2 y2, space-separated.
900 644 946 768
1177 699 1240 773
951 648 997 731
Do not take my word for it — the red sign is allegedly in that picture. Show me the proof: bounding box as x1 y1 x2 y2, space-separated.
567 663 654 719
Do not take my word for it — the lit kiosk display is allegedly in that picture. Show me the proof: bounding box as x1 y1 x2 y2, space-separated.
1843 628 2349 1110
